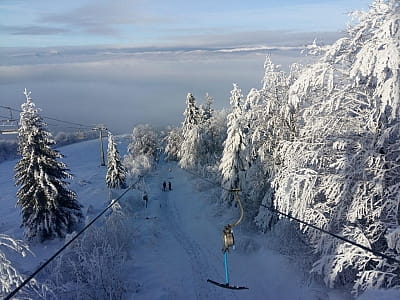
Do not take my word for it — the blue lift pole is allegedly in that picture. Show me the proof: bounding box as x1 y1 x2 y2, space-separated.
224 251 230 284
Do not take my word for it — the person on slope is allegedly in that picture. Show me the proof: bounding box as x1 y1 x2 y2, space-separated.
162 181 166 191
143 191 148 208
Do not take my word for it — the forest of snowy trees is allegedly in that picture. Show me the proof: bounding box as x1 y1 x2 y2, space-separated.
165 0 400 294
1 0 399 298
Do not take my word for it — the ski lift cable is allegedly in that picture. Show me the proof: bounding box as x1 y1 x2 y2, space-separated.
41 115 93 129
4 179 141 300
0 105 93 129
181 168 233 192
179 168 400 266
259 204 400 265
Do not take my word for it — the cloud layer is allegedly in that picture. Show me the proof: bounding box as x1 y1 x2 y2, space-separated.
0 41 319 133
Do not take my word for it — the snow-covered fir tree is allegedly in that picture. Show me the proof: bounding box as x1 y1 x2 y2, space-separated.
206 109 228 167
106 132 126 189
197 108 227 173
181 92 200 134
15 89 82 241
197 93 222 171
179 126 201 169
179 93 202 169
200 93 214 122
241 87 273 226
171 91 227 179
253 58 301 231
219 84 250 204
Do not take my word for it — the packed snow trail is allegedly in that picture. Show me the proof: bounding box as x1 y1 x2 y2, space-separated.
158 168 230 299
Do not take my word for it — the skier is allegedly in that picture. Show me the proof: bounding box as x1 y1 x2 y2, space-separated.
143 192 148 208
168 181 172 191
162 181 166 191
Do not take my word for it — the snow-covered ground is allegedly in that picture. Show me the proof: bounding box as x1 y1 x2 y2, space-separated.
2 138 396 299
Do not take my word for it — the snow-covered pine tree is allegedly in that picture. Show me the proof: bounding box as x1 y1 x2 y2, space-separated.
202 93 214 122
219 84 250 204
15 89 82 241
249 57 300 231
179 127 201 169
181 93 200 135
207 109 228 167
256 56 297 159
238 88 266 221
106 132 127 189
179 93 202 169
177 92 227 174
192 93 220 173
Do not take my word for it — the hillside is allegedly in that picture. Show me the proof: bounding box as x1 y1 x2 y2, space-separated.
0 138 355 299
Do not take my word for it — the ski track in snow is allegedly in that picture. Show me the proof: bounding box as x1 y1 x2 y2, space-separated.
155 163 233 300
161 178 229 300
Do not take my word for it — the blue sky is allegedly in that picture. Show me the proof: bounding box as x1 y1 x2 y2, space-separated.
1 0 371 48
0 0 373 133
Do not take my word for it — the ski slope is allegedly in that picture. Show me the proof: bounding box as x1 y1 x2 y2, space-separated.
128 156 349 299
1 137 387 299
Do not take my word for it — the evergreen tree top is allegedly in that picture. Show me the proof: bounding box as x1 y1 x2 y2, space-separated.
230 83 243 113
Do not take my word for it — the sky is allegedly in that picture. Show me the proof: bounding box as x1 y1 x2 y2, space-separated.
0 0 372 133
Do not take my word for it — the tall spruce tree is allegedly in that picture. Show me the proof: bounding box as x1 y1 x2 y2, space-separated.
179 93 201 169
15 89 82 241
106 132 127 189
181 93 200 134
219 84 250 204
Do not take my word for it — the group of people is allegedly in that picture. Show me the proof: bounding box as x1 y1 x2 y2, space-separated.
162 181 172 191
